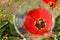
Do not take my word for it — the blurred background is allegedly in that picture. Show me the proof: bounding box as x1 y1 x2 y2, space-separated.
0 0 60 40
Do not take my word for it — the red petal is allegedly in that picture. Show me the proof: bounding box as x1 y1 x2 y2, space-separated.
43 0 56 3
26 8 41 20
40 8 52 30
23 15 38 34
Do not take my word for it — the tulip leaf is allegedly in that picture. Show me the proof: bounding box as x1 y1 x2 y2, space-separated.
0 21 8 36
9 15 19 36
53 16 60 34
0 22 8 29
49 37 54 40
9 37 22 40
0 38 2 40
57 35 60 40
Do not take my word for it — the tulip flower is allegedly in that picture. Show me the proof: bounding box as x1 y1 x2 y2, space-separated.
14 0 56 40
23 8 52 36
42 0 57 9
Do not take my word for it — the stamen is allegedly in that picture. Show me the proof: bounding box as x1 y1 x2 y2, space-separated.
35 18 46 30
49 2 54 7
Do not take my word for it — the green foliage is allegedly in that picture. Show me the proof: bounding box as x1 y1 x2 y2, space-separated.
0 22 8 29
9 15 19 36
53 16 60 33
0 14 21 40
9 37 22 40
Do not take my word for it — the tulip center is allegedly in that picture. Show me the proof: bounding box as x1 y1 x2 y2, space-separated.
35 18 46 30
49 2 54 7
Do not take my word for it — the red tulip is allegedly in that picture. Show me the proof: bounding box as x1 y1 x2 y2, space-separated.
42 0 57 9
23 8 52 36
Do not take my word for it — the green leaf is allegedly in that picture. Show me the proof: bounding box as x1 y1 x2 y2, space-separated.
9 15 19 36
42 38 48 40
2 37 8 40
52 16 60 40
53 16 60 33
0 22 8 29
57 35 60 40
0 29 4 35
9 37 22 40
0 38 2 40
48 37 54 40
0 21 8 36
